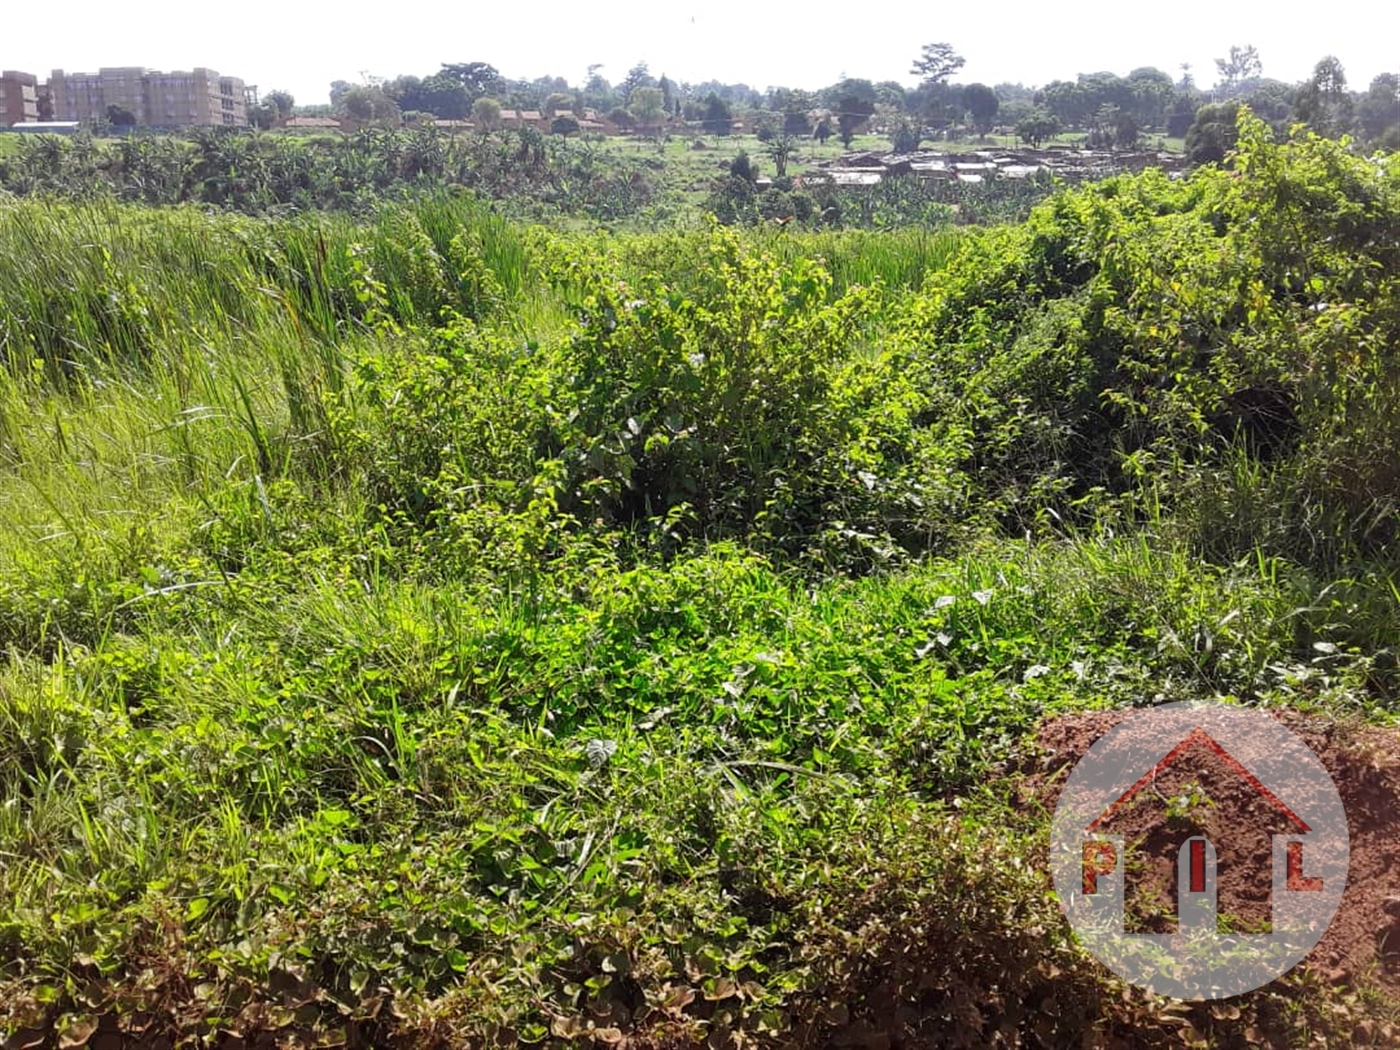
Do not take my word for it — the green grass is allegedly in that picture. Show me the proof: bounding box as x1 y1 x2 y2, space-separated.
0 121 1397 1046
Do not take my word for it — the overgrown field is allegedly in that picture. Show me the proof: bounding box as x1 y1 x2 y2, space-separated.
0 126 1064 232
1 113 1399 1047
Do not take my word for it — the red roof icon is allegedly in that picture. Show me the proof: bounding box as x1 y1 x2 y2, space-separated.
1086 726 1310 835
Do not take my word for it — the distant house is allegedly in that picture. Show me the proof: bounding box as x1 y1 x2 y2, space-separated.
498 109 548 130
280 115 342 130
0 120 80 135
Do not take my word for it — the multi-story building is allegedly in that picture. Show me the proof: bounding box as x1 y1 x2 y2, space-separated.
46 67 251 127
0 70 40 125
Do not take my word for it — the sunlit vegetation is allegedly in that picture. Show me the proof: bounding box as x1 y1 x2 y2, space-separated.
0 111 1398 1045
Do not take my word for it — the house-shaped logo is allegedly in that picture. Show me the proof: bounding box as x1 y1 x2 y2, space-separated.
1081 726 1322 934
1051 704 1348 1000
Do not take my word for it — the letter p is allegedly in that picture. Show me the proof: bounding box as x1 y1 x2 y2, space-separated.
1083 840 1116 894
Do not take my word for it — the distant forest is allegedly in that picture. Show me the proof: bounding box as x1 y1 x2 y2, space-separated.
265 43 1400 159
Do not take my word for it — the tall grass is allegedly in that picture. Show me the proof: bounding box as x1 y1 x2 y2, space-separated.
0 194 548 376
0 181 1395 1044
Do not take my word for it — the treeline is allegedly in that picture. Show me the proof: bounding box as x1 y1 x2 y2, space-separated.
292 43 1400 156
0 126 656 220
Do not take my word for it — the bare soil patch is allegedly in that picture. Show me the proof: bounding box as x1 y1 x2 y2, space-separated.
1023 706 1400 988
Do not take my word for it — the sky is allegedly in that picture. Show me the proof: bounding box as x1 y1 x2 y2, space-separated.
2 0 1396 106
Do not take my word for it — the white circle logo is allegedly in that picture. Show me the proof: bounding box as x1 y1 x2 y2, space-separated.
1051 702 1348 999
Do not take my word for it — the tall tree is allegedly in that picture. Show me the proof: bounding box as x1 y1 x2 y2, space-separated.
1039 80 1088 127
264 90 295 120
875 81 907 110
630 86 666 134
438 62 501 101
1295 55 1353 137
1016 108 1059 147
911 43 965 86
1185 101 1240 164
544 92 575 116
1127 68 1175 128
836 94 876 147
337 84 400 126
763 132 797 177
416 75 472 119
471 96 502 131
701 93 732 135
961 83 999 138
1359 73 1400 141
781 89 817 135
622 62 655 101
583 65 614 110
1214 45 1262 94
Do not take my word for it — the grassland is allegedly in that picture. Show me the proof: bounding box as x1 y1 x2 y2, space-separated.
0 113 1398 1047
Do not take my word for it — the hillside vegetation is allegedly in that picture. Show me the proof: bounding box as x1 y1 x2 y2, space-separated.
0 112 1398 1046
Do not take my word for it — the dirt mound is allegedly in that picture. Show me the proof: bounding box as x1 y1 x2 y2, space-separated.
1022 706 1400 987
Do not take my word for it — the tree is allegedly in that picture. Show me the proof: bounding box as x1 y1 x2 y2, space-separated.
584 65 615 110
1240 79 1296 138
106 105 136 126
1296 56 1353 137
1359 73 1400 142
544 92 574 116
550 114 580 136
811 111 834 144
622 62 655 101
608 106 636 130
1086 103 1139 149
889 114 922 152
763 132 797 177
994 82 1034 102
1184 101 1239 164
836 94 875 148
1040 80 1088 127
329 81 354 109
962 83 999 138
248 103 278 130
911 42 965 86
1111 108 1140 148
875 81 907 110
337 84 399 127
658 75 676 114
821 77 876 111
1016 108 1060 147
471 96 502 132
998 98 1036 129
729 150 758 184
630 85 666 133
1166 95 1197 138
1214 45 1262 94
1127 68 1174 128
415 75 471 119
439 62 501 101
781 89 816 135
265 90 295 121
702 93 732 135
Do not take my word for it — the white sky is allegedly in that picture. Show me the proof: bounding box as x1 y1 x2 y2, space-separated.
2 0 1396 106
